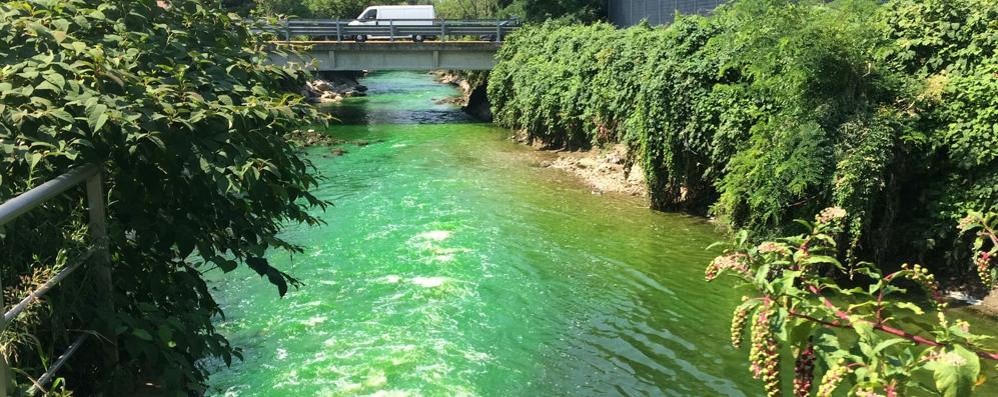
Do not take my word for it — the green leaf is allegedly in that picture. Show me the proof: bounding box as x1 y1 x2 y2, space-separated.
926 345 981 397
44 72 65 90
895 302 925 315
132 328 154 341
88 103 109 132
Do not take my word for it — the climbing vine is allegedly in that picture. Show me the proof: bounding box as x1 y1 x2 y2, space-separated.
490 0 998 270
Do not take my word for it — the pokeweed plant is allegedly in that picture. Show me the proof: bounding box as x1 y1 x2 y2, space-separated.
707 208 998 396
959 212 998 288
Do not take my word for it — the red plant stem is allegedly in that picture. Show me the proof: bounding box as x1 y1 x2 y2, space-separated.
798 285 998 361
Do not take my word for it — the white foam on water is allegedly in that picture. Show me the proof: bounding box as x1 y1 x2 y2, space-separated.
462 350 491 362
434 247 469 255
410 276 449 288
365 391 413 397
364 371 388 388
303 316 327 327
415 230 451 241
276 348 288 360
434 254 456 262
392 144 408 148
378 275 402 284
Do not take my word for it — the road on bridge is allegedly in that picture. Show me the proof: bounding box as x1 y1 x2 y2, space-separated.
265 18 521 43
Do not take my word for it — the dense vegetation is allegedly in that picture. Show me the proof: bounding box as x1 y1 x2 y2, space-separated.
0 0 322 394
489 0 998 273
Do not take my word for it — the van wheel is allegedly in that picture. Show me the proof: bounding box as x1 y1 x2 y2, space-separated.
413 35 425 43
355 35 367 43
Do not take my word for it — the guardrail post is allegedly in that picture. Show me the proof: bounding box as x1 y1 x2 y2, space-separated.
441 20 447 42
86 171 118 372
496 20 502 42
284 19 290 42
1 275 8 396
390 19 396 42
336 18 342 42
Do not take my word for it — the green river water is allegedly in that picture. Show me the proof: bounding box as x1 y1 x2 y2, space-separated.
204 72 998 396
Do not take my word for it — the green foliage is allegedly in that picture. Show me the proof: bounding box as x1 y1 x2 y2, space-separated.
1 0 322 393
490 0 998 267
959 212 998 287
707 208 996 396
502 0 604 23
252 0 390 18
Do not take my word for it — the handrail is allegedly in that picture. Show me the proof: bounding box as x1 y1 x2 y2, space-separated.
0 164 100 227
256 18 521 43
27 334 89 395
4 250 93 324
0 163 116 394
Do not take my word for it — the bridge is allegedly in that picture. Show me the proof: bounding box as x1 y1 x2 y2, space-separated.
263 19 518 71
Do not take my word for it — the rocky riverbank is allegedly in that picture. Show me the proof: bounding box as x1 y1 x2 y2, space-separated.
432 70 492 121
511 130 647 197
304 72 368 103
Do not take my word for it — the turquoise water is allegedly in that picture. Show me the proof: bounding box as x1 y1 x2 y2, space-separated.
203 72 766 396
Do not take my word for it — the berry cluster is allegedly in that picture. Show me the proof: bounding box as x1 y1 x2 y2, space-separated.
977 251 994 286
900 264 943 306
705 253 750 281
730 302 751 349
793 343 816 397
817 363 848 397
815 207 847 224
749 302 781 397
855 388 886 397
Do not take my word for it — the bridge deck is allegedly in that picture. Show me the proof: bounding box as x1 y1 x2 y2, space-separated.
269 41 502 71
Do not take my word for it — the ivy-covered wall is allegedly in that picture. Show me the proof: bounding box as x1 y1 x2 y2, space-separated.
490 0 998 271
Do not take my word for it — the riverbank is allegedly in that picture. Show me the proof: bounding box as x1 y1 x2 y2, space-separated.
303 71 368 103
432 70 492 121
510 129 647 197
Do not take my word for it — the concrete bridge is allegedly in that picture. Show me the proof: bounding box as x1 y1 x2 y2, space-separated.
269 41 501 71
263 19 516 71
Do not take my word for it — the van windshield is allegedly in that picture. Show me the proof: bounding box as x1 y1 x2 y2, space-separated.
359 9 377 20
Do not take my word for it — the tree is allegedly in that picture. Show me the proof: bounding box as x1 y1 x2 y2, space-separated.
1 0 323 393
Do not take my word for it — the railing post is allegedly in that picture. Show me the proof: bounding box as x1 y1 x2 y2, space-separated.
441 20 447 42
86 171 118 373
284 19 290 42
0 275 8 396
496 20 502 42
390 19 395 42
336 18 342 43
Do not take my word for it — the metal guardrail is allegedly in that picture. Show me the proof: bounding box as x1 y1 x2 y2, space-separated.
260 18 521 43
0 164 116 395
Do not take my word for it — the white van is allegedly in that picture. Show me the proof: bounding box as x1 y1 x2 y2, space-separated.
349 5 436 42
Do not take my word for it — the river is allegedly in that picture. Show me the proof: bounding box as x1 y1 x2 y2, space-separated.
205 72 998 396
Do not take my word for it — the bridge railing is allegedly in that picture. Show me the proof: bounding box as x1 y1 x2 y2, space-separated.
0 164 116 395
261 19 521 43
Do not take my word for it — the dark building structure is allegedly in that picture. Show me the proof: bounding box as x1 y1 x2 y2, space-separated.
607 0 727 26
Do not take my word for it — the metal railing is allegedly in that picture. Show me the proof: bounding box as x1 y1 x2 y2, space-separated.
0 164 116 395
261 18 521 43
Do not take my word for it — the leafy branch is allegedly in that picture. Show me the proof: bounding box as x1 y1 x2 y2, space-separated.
708 208 997 396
